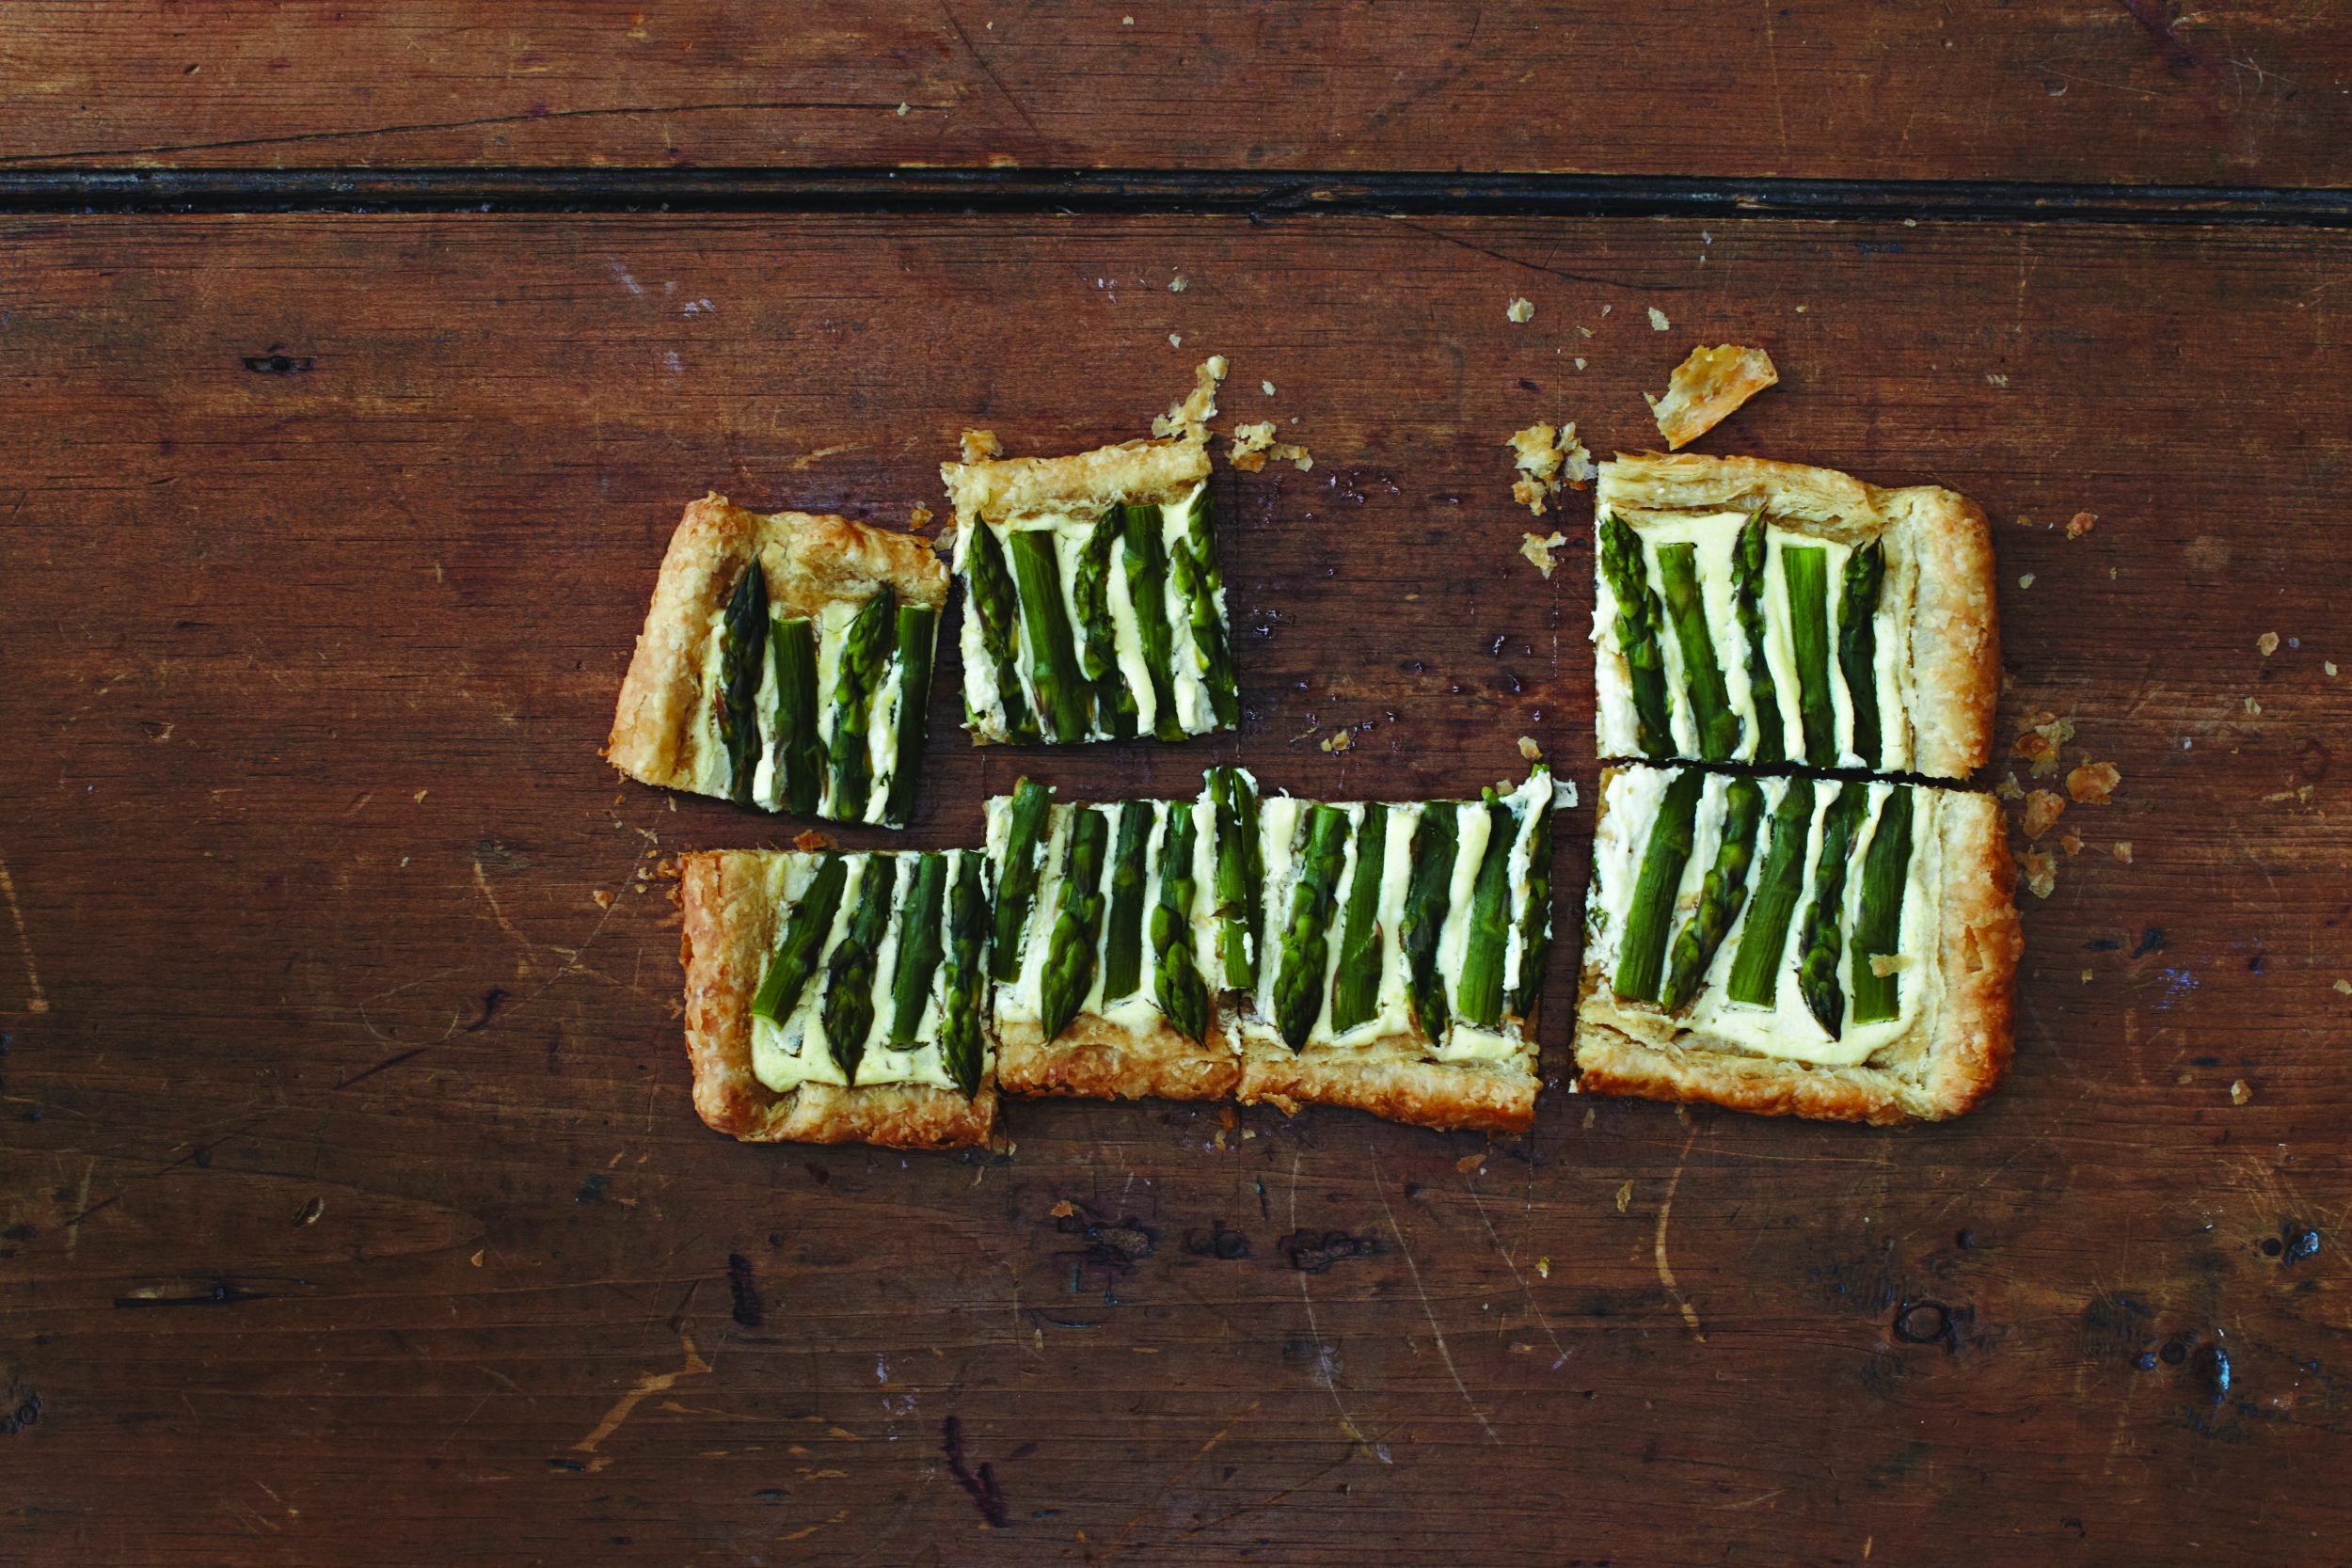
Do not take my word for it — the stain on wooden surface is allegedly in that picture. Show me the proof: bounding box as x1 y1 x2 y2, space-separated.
1 3 2346 185
0 214 2347 1563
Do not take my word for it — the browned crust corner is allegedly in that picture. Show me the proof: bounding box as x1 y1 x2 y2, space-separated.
1236 1034 1538 1134
1901 488 2002 780
943 435 1211 524
994 1013 1241 1102
677 850 994 1150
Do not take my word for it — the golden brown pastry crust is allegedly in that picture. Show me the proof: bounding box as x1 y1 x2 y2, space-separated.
1596 452 1999 779
996 1012 1241 1101
1235 1023 1539 1134
942 436 1211 525
678 851 994 1148
606 495 948 794
1571 778 2019 1125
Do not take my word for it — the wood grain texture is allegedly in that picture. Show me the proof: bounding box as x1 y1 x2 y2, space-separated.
4 2 2348 187
0 213 2347 1565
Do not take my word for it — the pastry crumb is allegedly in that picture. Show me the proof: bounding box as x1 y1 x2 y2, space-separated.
2066 511 2097 538
2021 789 2067 840
1995 772 2025 800
1868 953 1915 977
1455 1151 1486 1175
2020 847 2058 900
2067 759 2122 804
2112 841 2134 863
2230 1079 2252 1106
791 829 834 852
1049 1199 1075 1217
1536 1257 1550 1279
2258 630 2280 657
2335 979 2351 995
2245 695 2263 716
1646 307 1670 330
1169 275 1188 293
592 889 615 910
2080 969 2094 983
959 428 1002 463
1613 1180 1632 1213
1518 735 1543 762
1168 332 1182 347
1228 419 1312 473
1505 420 1594 515
1645 344 1778 450
1507 296 1534 324
1318 728 1355 753
1520 530 1568 578
2058 832 2083 857
909 503 933 531
1152 355 1227 440
2012 713 2075 777
2018 573 2036 590
1261 379 1277 396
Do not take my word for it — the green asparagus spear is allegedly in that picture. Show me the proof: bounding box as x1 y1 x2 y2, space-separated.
886 852 947 1045
1848 787 1915 1025
939 850 991 1097
1732 511 1784 765
1510 770 1556 1020
1598 515 1673 758
1399 804 1461 1038
1661 775 1764 1010
1725 782 1822 1006
988 779 1054 983
748 855 848 1023
1612 769 1705 1005
769 615 823 816
1795 784 1872 1037
714 562 770 805
1269 805 1352 1050
1208 767 1263 991
1657 541 1740 762
1172 488 1239 728
1150 805 1209 1043
1783 544 1836 768
1836 540 1886 768
819 855 899 1079
1007 528 1092 743
964 523 1037 741
1120 504 1187 741
1454 790 1519 1029
880 602 937 827
1099 803 1153 1004
1073 514 1138 739
825 585 898 822
1327 804 1391 1036
1037 807 1112 1041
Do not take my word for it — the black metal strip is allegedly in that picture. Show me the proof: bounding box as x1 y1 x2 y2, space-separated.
1 167 2348 225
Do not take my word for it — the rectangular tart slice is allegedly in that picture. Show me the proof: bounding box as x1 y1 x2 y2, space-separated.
944 435 1238 746
1572 764 2021 1124
679 847 996 1148
609 495 950 827
1592 452 1999 778
1231 768 1561 1134
982 778 1242 1101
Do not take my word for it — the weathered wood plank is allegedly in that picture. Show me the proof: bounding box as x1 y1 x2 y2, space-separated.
2 2 2347 187
0 214 2346 1565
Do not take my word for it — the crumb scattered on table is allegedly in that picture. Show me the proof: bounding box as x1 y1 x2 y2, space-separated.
1506 421 1593 515
1507 296 1534 324
1153 355 1227 440
2067 759 2122 804
959 428 1002 463
1520 530 1567 578
2258 631 2280 657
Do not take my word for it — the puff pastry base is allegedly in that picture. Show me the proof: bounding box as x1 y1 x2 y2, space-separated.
1234 1022 1540 1134
994 1012 1242 1102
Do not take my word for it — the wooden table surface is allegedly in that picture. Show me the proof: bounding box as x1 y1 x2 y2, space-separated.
4 10 2350 1567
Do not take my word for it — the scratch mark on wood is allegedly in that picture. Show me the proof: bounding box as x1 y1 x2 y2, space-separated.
0 853 50 1015
572 1329 710 1467
938 0 1043 138
1655 1123 1706 1341
473 854 537 975
1370 1146 1499 1444
1462 1171 1569 1370
1285 1153 1375 1452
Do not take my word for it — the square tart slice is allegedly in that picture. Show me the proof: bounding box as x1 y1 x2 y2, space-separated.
679 847 996 1148
983 779 1241 1101
1592 451 1999 779
944 434 1238 746
1573 764 2022 1125
608 495 949 827
1231 768 1562 1134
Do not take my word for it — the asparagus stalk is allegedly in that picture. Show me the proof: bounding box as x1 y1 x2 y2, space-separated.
886 852 947 1045
826 585 898 822
1661 775 1764 1010
1073 514 1138 740
748 855 848 1023
1120 503 1187 742
1836 540 1886 768
1454 790 1518 1029
1783 544 1836 768
1037 807 1112 1041
987 779 1054 983
1795 784 1872 1037
1150 805 1209 1043
1848 787 1915 1025
1172 490 1240 728
1597 515 1673 758
1510 770 1555 1020
1398 804 1460 1039
1007 528 1092 743
1327 803 1391 1036
714 562 770 805
819 855 900 1079
1265 805 1351 1050
938 851 990 1097
964 523 1037 741
1725 782 1822 1006
769 615 823 816
1098 802 1153 1004
1732 511 1784 765
1657 541 1740 762
1208 767 1263 991
880 602 937 827
1611 768 1704 1005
